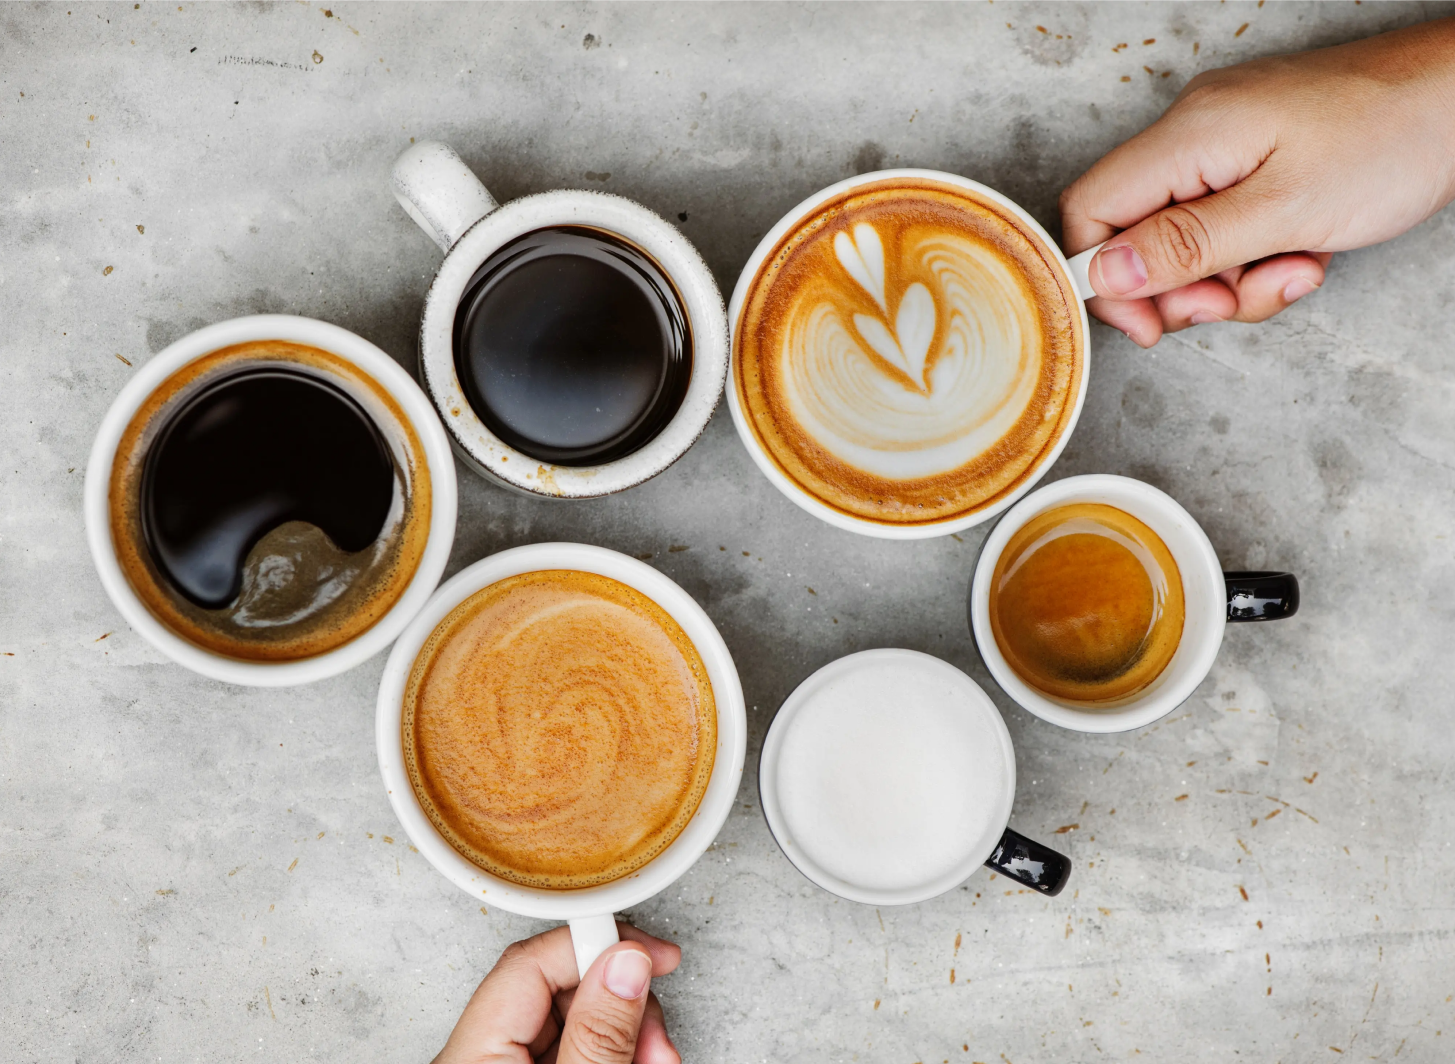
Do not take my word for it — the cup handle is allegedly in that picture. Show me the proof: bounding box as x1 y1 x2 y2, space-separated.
1224 571 1300 622
391 140 500 254
1064 242 1105 303
568 913 621 979
985 827 1071 897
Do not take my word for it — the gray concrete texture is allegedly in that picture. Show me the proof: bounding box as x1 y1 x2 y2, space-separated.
4 1 1455 1060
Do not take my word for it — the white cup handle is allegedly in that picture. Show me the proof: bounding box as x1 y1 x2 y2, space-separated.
391 140 500 254
568 913 621 979
1064 241 1105 303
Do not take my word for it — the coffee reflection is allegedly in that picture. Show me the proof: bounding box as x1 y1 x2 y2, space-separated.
735 178 1083 525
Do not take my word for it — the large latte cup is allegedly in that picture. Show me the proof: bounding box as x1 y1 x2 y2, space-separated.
728 170 1103 539
375 543 747 978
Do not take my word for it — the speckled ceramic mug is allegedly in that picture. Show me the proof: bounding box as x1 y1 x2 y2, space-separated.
391 141 729 500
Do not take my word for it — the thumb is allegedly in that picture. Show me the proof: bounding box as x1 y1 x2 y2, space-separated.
556 943 654 1064
1086 166 1298 300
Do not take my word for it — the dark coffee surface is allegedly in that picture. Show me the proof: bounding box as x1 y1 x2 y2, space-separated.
110 341 431 663
453 226 691 466
141 368 395 608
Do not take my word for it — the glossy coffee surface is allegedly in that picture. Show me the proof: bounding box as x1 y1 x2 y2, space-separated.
109 341 432 662
403 570 717 889
989 503 1184 703
735 178 1082 525
453 226 692 466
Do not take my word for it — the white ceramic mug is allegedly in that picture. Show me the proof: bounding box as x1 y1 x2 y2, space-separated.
391 141 729 500
969 474 1300 733
375 542 747 977
758 648 1070 905
726 169 1103 540
84 314 458 687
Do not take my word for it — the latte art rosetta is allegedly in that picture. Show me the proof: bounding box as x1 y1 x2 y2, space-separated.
784 222 1043 480
735 179 1083 525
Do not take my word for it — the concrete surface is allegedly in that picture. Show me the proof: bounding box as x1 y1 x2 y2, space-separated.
5 3 1455 1060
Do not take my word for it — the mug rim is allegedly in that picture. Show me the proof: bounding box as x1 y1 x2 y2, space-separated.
757 648 1017 906
724 167 1092 540
83 314 458 687
418 189 729 500
374 542 748 920
969 473 1227 733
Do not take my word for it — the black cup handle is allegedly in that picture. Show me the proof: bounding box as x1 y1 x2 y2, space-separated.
1224 571 1299 622
985 827 1071 897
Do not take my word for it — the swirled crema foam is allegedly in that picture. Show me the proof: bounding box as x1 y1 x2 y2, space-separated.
736 179 1083 525
403 570 716 890
770 654 1010 894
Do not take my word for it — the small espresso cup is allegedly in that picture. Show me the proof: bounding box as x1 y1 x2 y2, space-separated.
759 649 1070 904
969 474 1300 733
392 141 729 500
375 542 747 978
727 169 1103 540
84 315 458 687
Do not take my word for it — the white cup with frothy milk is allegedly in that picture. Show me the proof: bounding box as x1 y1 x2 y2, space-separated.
728 170 1103 539
758 648 1070 905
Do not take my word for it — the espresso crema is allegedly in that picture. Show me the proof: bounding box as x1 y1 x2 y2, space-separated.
108 341 432 661
735 179 1083 524
403 570 717 890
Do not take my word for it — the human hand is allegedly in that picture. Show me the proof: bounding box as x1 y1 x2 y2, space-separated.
1060 18 1455 347
433 923 682 1064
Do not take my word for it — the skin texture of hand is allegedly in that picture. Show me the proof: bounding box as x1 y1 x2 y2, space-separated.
432 923 682 1064
1060 17 1455 347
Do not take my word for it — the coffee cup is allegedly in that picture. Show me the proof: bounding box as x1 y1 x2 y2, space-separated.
758 648 1070 904
727 169 1103 540
969 474 1299 733
391 141 729 499
375 542 747 977
84 314 458 686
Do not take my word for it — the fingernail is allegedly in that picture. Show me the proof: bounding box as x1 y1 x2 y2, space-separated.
1189 311 1223 325
604 950 652 1000
1096 245 1148 295
1283 278 1318 303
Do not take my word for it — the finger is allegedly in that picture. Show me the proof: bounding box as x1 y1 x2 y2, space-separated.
434 927 582 1064
1226 251 1329 323
634 993 680 1064
1085 164 1305 300
1085 294 1165 349
1059 96 1271 253
1152 278 1239 332
616 924 681 977
556 942 654 1064
527 1006 563 1060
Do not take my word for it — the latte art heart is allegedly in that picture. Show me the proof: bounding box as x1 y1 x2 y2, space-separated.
735 179 1083 525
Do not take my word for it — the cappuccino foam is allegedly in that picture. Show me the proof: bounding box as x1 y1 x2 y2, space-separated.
771 655 1009 894
735 179 1083 525
403 570 716 890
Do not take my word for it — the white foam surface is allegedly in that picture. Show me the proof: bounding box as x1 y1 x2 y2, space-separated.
770 654 1011 895
781 222 1043 480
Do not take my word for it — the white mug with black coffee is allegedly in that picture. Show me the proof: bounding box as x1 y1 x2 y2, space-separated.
85 315 458 686
392 142 729 499
728 170 1104 538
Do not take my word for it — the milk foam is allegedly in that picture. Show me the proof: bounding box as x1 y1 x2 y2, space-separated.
781 222 1043 481
772 656 1009 894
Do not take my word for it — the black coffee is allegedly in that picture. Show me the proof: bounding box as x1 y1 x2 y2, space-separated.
452 226 692 466
140 367 395 609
